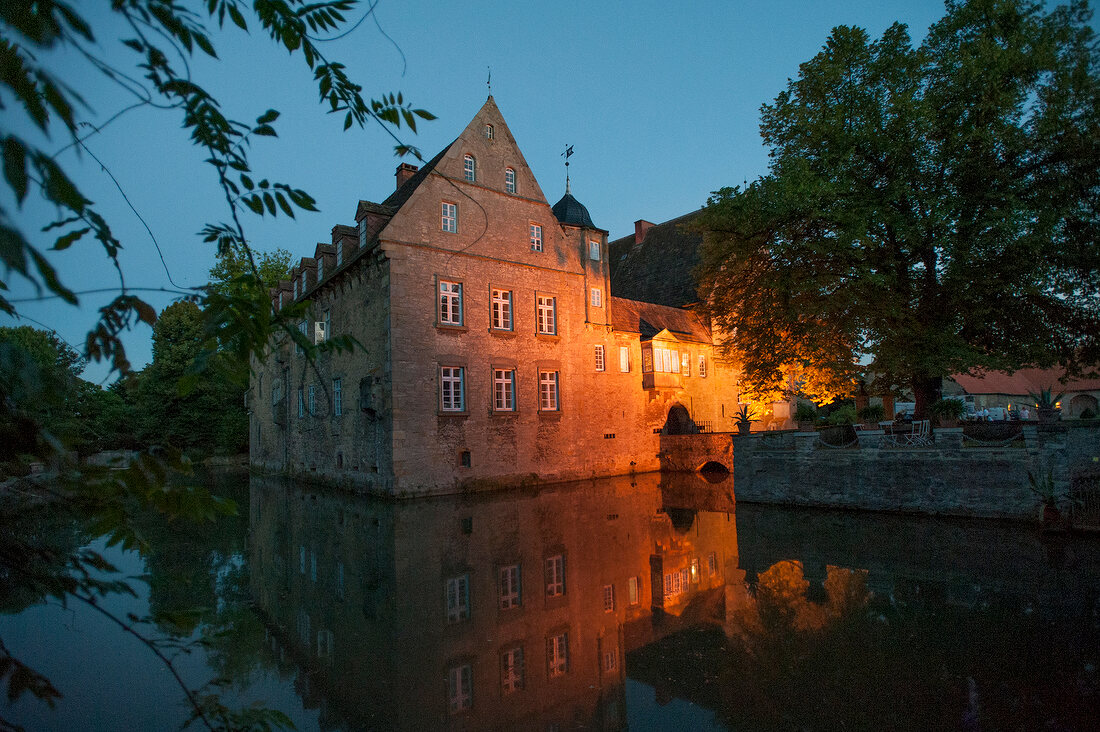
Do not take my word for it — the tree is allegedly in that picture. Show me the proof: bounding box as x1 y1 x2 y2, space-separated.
696 0 1100 415
207 246 293 298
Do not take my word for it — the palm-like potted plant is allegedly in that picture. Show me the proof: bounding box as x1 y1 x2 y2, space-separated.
1028 386 1064 424
736 404 758 436
794 402 817 431
929 398 966 427
1027 468 1067 531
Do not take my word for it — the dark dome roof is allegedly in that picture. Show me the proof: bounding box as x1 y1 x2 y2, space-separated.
551 191 595 228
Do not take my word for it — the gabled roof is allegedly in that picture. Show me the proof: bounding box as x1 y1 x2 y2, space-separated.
951 367 1100 395
609 210 703 309
611 296 710 343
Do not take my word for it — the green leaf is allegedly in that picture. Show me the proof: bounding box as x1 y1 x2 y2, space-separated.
3 136 28 204
52 227 90 251
228 4 247 30
256 109 279 124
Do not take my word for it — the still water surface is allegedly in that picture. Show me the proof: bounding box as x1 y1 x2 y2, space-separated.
2 471 1098 730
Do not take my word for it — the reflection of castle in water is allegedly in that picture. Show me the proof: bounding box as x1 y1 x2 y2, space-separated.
247 472 738 730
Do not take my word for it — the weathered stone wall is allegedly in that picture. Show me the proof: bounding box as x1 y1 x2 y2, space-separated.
658 433 734 472
731 424 1100 520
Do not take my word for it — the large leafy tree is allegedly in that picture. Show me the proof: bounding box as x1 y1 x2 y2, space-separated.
696 0 1100 414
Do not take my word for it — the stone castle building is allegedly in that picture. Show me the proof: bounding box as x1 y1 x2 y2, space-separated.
250 97 746 495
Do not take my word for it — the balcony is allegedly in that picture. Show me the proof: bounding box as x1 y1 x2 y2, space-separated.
642 372 682 390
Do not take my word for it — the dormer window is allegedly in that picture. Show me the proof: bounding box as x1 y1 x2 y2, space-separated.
358 218 367 249
505 168 516 194
485 124 494 140
301 272 307 292
337 242 343 267
463 154 476 182
293 279 299 299
317 258 324 281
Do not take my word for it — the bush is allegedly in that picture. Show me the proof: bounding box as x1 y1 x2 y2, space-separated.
795 402 818 422
857 403 885 423
827 404 858 425
929 398 966 420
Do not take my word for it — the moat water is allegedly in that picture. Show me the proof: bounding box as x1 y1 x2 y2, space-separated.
3 471 1099 730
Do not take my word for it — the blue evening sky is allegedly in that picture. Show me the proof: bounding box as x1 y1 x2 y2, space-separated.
5 1 1089 383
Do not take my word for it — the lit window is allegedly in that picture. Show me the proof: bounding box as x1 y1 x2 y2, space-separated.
537 296 556 335
500 564 521 609
494 369 515 412
463 154 476 182
681 352 691 376
491 289 512 330
594 345 605 371
485 124 494 140
308 384 316 416
591 288 602 308
707 552 717 576
691 558 700 583
539 371 559 412
620 346 630 372
628 576 640 605
547 632 569 678
589 240 600 260
699 354 707 377
529 223 542 251
501 646 524 693
439 280 463 325
448 663 472 713
442 202 457 233
505 167 516 194
358 218 367 249
441 367 465 412
603 584 614 612
545 554 565 597
297 387 304 418
650 346 680 373
446 574 469 622
663 571 684 598
333 377 342 416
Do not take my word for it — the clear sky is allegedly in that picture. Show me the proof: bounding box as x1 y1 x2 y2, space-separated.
4 1 1092 382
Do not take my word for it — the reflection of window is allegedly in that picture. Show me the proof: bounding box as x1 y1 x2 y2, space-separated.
491 289 512 330
539 371 559 412
308 385 316 416
505 167 516 193
493 369 515 412
547 632 569 677
602 584 614 612
628 576 640 605
691 558 700 583
545 554 565 597
594 345 605 371
448 663 472 713
297 387 304 418
336 562 345 600
663 571 684 598
446 574 469 622
299 545 306 574
708 552 717 576
317 629 334 659
500 564 521 609
441 367 465 412
501 645 524 692
603 648 617 672
439 280 462 325
333 378 342 416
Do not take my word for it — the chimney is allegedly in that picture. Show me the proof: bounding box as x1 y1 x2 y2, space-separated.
634 219 655 245
395 163 419 190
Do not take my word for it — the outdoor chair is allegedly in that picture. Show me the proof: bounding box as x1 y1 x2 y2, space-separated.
900 419 932 447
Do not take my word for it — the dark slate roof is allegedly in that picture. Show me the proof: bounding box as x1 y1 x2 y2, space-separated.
381 142 453 212
611 296 711 343
551 192 596 228
608 210 703 309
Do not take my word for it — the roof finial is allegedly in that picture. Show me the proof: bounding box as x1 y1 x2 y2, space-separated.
562 144 573 194
487 66 491 96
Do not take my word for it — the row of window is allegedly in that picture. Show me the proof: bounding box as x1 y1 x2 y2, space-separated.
293 378 343 418
438 280 602 333
664 554 719 599
462 152 518 195
440 366 560 413
438 201 602 260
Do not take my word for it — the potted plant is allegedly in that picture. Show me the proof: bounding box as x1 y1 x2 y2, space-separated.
1028 468 1067 531
1028 386 1064 424
929 398 966 427
735 404 758 436
857 403 885 427
794 402 817 431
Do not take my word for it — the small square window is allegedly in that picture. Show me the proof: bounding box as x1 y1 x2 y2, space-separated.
529 223 543 252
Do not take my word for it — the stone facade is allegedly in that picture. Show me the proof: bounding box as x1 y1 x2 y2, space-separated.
250 98 744 495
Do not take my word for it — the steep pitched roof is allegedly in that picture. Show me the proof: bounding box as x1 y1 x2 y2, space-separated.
950 367 1100 395
611 296 711 343
609 210 704 308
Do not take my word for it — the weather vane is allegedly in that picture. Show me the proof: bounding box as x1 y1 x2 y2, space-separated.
487 66 491 95
562 144 573 192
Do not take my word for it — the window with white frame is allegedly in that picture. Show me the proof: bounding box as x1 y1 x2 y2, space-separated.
539 371 559 411
297 387 304 418
358 217 367 248
602 584 614 612
545 554 565 597
620 346 630 372
491 289 512 330
439 280 462 326
591 288 602 308
628 576 640 605
604 648 617 672
463 154 476 182
446 574 470 622
681 351 691 376
333 378 342 416
547 632 569 677
501 646 524 693
651 346 680 373
440 367 465 412
594 345 605 371
536 296 556 335
441 202 457 233
308 384 316 416
529 223 542 251
699 354 707 377
484 124 494 139
663 571 684 598
499 564 521 609
493 369 515 412
589 240 600 260
447 663 472 713
505 167 516 194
